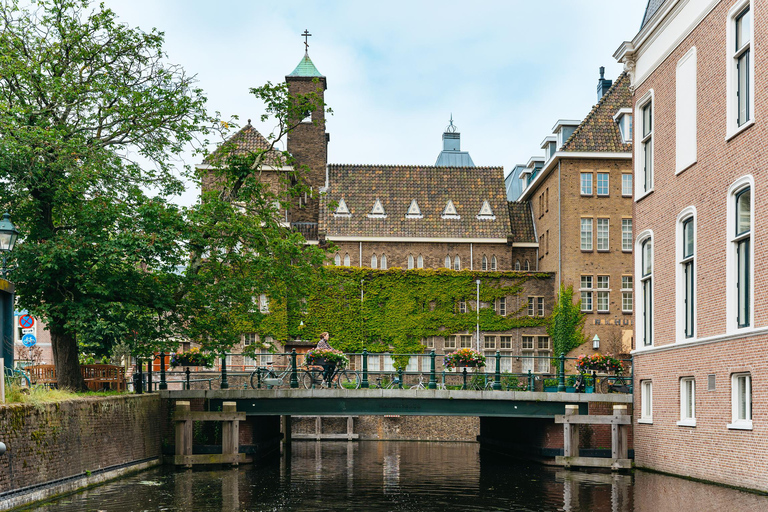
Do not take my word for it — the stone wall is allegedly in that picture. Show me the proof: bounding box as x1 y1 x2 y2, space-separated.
0 395 162 494
292 415 479 442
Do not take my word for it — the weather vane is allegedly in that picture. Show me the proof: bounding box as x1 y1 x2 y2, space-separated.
446 113 457 133
302 29 312 51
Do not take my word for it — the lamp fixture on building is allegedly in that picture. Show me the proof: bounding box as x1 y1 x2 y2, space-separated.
592 334 600 350
0 213 19 278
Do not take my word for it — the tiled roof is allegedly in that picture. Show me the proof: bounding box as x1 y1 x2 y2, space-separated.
507 202 536 244
560 73 632 153
641 0 666 29
203 124 285 166
288 52 324 77
319 165 510 239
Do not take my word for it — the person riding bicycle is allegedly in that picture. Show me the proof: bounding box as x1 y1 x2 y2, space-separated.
315 332 336 385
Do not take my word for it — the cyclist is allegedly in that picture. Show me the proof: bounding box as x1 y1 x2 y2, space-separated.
315 332 336 385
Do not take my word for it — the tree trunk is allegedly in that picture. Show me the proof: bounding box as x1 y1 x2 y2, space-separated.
51 329 86 391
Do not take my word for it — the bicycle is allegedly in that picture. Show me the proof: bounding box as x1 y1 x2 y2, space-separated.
249 364 294 389
372 373 401 389
598 374 632 394
302 365 360 389
410 374 427 390
4 366 31 388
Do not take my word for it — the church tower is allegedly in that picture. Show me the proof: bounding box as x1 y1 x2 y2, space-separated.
285 31 329 234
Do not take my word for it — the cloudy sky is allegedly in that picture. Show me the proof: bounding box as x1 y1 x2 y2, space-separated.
103 0 648 206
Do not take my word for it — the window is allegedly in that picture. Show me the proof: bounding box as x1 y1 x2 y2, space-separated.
527 297 535 316
622 174 633 197
622 219 633 252
459 300 467 314
498 297 506 316
445 255 451 268
444 336 456 349
380 254 388 270
731 3 753 132
730 373 752 429
485 336 496 349
482 255 488 271
545 188 549 212
344 253 351 266
580 275 593 312
515 260 521 271
679 377 696 426
616 111 633 143
460 335 472 348
546 230 550 254
622 276 633 313
537 336 550 350
491 256 497 271
407 254 414 269
371 254 378 269
681 215 695 339
453 255 461 271
597 218 609 251
581 218 593 251
417 254 424 268
597 173 609 196
524 260 530 271
243 333 258 346
637 95 653 195
735 187 751 328
597 276 609 312
425 337 435 349
500 336 512 349
640 380 653 423
537 297 544 317
640 237 653 346
580 173 593 195
259 294 269 313
334 253 341 266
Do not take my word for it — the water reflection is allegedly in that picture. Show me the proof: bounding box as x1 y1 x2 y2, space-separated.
21 441 768 512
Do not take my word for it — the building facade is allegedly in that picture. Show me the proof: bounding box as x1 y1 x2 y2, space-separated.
616 0 768 491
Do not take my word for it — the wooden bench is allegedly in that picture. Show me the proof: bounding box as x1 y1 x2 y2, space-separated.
25 364 57 387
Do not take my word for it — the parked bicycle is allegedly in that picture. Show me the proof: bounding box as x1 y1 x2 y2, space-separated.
598 374 632 394
249 364 294 389
4 366 31 388
372 372 402 389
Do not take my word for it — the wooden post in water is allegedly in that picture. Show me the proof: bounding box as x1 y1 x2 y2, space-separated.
563 404 580 458
612 405 629 460
221 401 240 466
174 401 193 467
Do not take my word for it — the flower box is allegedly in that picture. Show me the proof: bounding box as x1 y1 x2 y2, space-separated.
170 348 215 368
444 349 486 370
305 349 348 369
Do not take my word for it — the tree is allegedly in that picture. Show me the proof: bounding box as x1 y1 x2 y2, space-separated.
547 284 588 357
0 0 209 389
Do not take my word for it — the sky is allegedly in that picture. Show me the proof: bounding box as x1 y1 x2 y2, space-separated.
102 0 649 206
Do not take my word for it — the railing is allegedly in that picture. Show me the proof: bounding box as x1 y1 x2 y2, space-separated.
146 350 633 394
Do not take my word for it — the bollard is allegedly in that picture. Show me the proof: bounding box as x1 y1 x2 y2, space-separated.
361 350 369 389
557 353 566 392
290 350 298 389
185 367 191 390
220 352 229 389
136 359 144 394
428 350 436 390
493 350 502 390
147 358 153 392
528 369 534 391
159 351 167 390
462 367 468 390
398 368 404 389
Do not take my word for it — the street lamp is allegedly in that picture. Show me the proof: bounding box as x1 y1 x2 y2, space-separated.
0 213 19 278
592 334 600 350
476 280 481 352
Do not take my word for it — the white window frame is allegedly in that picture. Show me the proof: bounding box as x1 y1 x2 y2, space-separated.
580 172 593 195
622 218 633 252
678 377 696 427
580 275 593 312
498 297 506 316
537 297 544 317
635 90 654 200
453 255 461 271
407 254 414 269
445 255 451 269
371 253 378 269
621 275 633 313
596 172 609 196
635 230 654 348
581 218 593 251
729 372 752 430
459 300 467 314
444 336 456 350
380 253 388 270
482 255 488 271
334 253 341 266
344 253 351 266
622 174 633 197
596 275 609 313
597 218 609 251
676 207 697 342
727 0 755 140
417 254 424 268
491 255 497 271
639 380 653 423
484 336 496 349
726 176 754 333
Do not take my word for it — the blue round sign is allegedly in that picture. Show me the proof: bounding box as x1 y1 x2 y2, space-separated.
21 334 36 347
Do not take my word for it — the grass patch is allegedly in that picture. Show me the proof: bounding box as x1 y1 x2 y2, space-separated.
4 383 125 406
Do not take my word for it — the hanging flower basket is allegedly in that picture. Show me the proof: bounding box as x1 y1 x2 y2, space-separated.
305 349 349 369
576 354 626 374
444 348 486 370
170 348 215 368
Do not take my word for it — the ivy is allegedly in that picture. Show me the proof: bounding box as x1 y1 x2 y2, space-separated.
546 284 587 358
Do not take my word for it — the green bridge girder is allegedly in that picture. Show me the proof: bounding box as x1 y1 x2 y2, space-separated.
160 389 632 418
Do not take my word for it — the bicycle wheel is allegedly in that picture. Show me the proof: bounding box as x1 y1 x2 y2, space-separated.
335 370 360 389
250 369 276 389
598 376 614 394
302 369 325 389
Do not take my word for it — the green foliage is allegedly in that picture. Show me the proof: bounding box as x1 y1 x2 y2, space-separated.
546 284 587 359
299 267 548 363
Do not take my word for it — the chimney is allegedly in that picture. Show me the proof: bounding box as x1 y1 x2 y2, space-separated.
597 66 612 100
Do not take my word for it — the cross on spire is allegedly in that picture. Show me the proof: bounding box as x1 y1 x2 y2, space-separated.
302 29 312 52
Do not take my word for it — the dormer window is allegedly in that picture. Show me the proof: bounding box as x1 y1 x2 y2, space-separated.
541 136 557 161
406 199 423 219
441 199 460 219
334 198 351 218
368 198 387 219
614 108 633 144
476 200 495 220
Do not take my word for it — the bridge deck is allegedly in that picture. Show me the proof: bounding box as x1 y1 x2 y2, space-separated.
159 389 632 418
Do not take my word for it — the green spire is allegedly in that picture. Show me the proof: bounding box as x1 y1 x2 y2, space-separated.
288 52 324 77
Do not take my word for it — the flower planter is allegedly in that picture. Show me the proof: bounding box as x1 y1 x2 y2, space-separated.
566 386 576 393
457 362 478 368
585 386 594 394
544 386 558 392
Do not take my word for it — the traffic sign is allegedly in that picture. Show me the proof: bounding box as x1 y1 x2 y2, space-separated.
21 328 34 334
19 314 34 329
21 334 36 347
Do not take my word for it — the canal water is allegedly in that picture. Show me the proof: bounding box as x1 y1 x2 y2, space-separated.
22 441 768 511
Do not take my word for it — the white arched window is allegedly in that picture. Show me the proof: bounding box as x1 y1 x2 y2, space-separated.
407 254 414 269
727 176 754 331
453 255 461 271
515 260 521 271
524 260 530 271
636 231 654 347
344 253 351 266
417 254 424 268
676 207 696 341
445 255 451 268
491 255 497 271
482 255 488 271
371 253 378 269
334 254 341 266
381 253 388 270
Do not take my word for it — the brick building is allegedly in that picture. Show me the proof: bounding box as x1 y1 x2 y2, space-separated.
516 70 635 357
615 0 768 491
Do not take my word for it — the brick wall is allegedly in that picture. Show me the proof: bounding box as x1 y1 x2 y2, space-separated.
0 395 162 493
292 415 479 441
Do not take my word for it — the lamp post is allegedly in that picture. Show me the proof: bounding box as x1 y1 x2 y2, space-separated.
592 334 600 350
475 279 481 352
0 213 19 278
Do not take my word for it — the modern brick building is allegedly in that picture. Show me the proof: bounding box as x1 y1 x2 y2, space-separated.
615 0 768 491
516 71 635 357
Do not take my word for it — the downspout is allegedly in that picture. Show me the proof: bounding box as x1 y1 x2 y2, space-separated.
470 243 473 270
558 160 562 285
359 242 362 267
